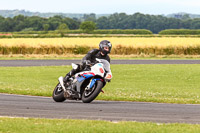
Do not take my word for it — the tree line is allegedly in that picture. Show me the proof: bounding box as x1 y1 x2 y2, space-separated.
0 12 200 33
0 15 80 32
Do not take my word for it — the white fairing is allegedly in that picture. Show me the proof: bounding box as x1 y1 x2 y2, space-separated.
75 59 112 80
91 63 105 77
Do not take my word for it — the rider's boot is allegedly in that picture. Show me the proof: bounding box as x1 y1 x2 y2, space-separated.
63 69 76 83
63 64 82 85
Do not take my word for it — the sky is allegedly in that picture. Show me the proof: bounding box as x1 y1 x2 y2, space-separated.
1 0 200 15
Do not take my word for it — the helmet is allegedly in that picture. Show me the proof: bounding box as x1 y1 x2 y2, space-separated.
99 40 112 55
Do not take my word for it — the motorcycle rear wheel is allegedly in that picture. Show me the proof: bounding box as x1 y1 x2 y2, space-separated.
82 80 103 103
52 83 66 102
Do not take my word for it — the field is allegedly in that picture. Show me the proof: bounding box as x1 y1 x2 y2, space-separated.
1 37 200 131
1 37 200 55
0 117 200 133
0 64 200 104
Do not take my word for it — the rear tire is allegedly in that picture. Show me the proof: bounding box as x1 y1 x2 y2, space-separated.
82 80 103 103
52 83 66 102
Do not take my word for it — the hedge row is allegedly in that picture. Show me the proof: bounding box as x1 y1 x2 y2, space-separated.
159 29 200 35
80 29 153 34
0 34 157 38
4 29 153 35
2 29 200 38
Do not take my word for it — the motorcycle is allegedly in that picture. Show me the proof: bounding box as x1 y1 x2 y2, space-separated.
52 59 112 103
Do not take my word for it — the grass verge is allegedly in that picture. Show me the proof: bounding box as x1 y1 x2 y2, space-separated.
1 54 200 60
0 65 200 104
0 117 200 133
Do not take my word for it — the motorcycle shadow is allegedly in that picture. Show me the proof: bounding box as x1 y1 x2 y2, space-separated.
62 100 121 104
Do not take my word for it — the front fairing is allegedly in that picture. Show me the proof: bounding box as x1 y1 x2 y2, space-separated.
91 63 105 77
75 63 105 79
73 59 112 93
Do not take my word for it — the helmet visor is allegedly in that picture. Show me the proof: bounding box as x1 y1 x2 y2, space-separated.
102 43 112 53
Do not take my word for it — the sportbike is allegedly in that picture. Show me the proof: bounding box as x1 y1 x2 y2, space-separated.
52 59 112 103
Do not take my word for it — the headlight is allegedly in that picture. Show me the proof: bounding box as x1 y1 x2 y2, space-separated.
105 73 112 80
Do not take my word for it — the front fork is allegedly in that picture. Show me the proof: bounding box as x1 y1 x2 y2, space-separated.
86 78 105 92
85 79 97 90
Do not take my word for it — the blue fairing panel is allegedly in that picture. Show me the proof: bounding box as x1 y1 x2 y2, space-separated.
77 73 94 82
77 76 85 82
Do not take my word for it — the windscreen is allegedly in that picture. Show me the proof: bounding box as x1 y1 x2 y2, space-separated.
98 59 111 72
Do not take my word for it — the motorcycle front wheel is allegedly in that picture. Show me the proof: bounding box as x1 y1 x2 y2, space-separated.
52 83 66 102
82 80 103 103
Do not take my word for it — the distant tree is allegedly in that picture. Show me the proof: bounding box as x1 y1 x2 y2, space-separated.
27 16 45 31
43 24 50 32
191 18 200 29
96 16 109 29
182 14 190 20
2 18 14 31
12 15 26 31
80 21 96 33
57 23 69 37
57 23 69 30
83 13 96 22
62 17 81 29
47 16 63 30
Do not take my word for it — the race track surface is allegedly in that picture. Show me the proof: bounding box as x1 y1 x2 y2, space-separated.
0 59 200 66
0 93 200 124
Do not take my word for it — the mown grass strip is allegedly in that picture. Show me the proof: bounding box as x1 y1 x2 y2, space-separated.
1 54 200 60
0 117 200 133
0 65 200 104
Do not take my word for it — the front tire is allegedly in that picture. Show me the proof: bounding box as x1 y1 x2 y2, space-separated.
82 80 103 103
52 83 66 102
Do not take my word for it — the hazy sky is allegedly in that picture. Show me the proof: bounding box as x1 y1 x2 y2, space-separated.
1 0 200 15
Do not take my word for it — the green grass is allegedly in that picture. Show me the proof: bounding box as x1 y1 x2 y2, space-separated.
0 65 200 104
0 117 200 133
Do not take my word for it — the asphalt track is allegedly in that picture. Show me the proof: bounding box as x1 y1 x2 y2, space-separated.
0 59 200 66
0 93 200 124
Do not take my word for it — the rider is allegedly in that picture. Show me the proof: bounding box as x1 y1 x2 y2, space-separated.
63 40 112 83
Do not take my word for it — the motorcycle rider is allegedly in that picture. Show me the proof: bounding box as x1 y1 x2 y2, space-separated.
63 40 112 83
